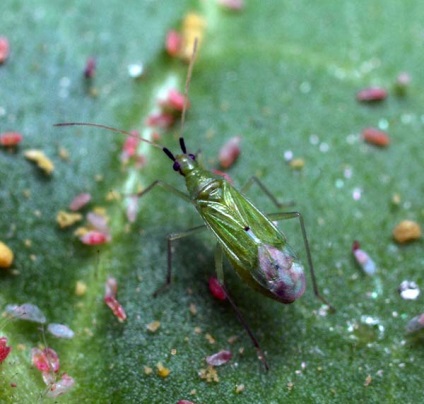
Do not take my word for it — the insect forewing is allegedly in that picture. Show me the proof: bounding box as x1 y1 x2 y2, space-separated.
194 178 305 304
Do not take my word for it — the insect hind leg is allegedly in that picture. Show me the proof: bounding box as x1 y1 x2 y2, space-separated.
267 211 335 312
214 244 269 371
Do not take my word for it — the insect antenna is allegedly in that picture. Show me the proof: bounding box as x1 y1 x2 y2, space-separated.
54 122 163 150
179 137 187 154
178 37 198 154
54 122 181 164
162 147 176 162
55 39 199 161
55 39 198 162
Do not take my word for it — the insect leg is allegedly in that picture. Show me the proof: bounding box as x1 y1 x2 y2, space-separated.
267 211 335 312
136 180 192 203
214 243 224 282
221 285 270 371
134 181 207 296
214 244 269 371
241 176 294 209
153 224 207 297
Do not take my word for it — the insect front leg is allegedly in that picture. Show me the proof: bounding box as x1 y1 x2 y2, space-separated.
267 211 335 311
214 244 270 371
135 180 192 203
241 176 294 209
134 181 207 296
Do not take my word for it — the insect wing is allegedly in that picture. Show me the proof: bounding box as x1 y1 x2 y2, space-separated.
196 180 303 302
197 181 273 261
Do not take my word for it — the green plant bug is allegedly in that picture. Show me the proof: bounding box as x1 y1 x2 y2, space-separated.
56 39 334 370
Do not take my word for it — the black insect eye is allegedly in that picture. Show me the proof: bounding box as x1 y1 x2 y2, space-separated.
189 153 196 160
172 161 181 172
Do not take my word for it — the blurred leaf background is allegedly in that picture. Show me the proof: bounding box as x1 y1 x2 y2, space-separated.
0 0 423 402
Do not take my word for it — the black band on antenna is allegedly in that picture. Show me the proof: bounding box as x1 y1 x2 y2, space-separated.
179 137 187 154
163 147 175 161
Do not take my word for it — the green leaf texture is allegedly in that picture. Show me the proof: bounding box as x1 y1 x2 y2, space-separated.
1 1 423 402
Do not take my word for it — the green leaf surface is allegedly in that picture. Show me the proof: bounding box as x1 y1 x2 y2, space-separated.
1 1 423 402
